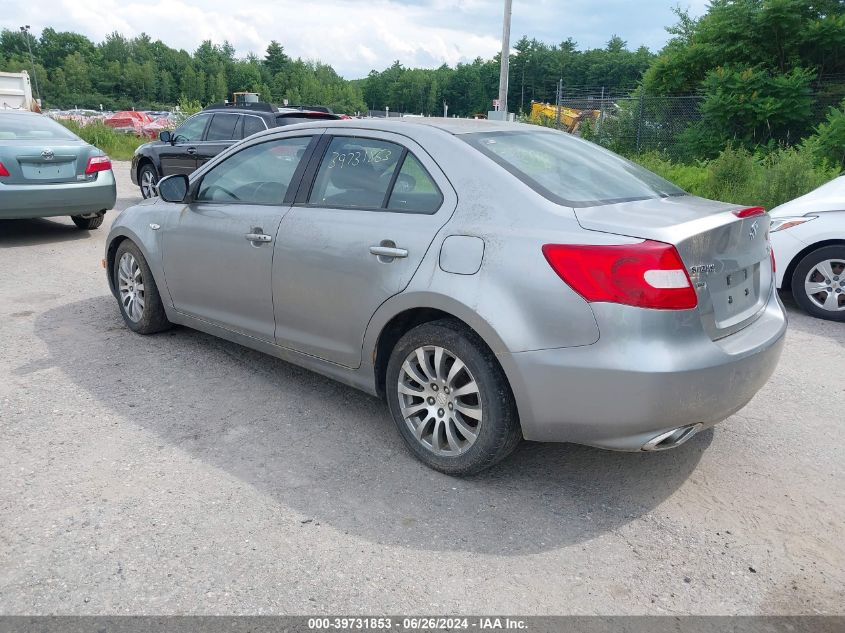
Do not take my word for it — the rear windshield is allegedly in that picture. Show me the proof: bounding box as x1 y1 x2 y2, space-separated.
462 130 684 207
0 114 79 141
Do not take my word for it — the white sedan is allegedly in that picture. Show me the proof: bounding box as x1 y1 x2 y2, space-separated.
770 175 845 321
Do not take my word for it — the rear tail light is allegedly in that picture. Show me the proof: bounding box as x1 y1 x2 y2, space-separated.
0 162 9 177
770 248 776 273
85 155 112 174
542 240 698 310
733 206 765 218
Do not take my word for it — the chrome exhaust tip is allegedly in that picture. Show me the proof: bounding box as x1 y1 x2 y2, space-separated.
642 423 703 451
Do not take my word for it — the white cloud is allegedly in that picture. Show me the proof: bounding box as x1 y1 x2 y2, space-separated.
1 0 709 77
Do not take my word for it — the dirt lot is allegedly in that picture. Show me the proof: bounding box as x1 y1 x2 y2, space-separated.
0 162 843 615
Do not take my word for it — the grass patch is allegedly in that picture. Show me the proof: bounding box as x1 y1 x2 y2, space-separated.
632 146 838 209
58 120 146 161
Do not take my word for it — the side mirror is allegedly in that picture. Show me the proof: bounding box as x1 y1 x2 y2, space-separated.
157 174 189 203
159 130 173 144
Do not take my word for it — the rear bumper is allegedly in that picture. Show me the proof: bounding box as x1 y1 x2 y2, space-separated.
499 285 787 449
0 170 116 219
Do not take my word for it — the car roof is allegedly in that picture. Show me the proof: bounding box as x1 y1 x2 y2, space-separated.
258 116 545 136
0 110 41 116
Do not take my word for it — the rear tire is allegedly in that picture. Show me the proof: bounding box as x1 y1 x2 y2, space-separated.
71 212 104 230
113 240 171 334
385 319 521 476
791 245 845 322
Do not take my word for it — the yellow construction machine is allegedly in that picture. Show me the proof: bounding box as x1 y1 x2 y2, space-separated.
529 101 600 134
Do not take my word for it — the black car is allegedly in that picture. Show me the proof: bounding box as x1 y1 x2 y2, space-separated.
130 102 340 198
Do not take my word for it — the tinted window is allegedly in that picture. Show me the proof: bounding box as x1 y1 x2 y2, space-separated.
0 114 78 140
173 113 210 142
463 130 684 207
196 137 312 204
308 137 402 209
242 116 267 138
277 113 338 126
387 154 443 214
206 113 240 141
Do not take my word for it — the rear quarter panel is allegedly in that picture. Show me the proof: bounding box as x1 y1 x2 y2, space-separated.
361 129 615 369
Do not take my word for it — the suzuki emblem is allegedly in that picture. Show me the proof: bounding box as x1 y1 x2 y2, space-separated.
749 219 759 241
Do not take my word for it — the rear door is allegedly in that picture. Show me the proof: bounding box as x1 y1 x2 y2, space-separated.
196 112 242 169
159 112 210 176
161 133 318 341
272 131 457 367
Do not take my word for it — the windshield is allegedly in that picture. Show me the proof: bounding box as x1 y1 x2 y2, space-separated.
0 114 79 141
463 130 684 207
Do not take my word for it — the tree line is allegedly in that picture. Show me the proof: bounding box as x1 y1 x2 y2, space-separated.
1 0 843 165
0 27 653 117
0 30 367 114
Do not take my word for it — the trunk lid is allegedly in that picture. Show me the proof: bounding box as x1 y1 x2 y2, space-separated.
574 195 773 339
1 139 94 185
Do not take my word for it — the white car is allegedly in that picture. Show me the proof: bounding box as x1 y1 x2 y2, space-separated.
770 175 845 321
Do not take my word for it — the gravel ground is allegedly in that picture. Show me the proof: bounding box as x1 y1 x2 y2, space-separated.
0 162 843 615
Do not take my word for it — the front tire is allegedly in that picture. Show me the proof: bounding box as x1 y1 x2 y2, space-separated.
113 240 171 334
385 319 521 475
71 212 104 230
139 163 159 199
791 245 845 322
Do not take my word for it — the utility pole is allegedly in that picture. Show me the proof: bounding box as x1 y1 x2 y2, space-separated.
497 0 513 118
556 78 562 130
20 25 40 101
443 101 448 118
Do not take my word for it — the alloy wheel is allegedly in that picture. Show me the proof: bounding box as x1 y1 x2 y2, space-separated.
397 345 482 456
117 252 145 322
804 258 845 312
141 169 157 198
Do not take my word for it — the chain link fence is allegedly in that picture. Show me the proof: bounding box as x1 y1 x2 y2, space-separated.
545 83 845 159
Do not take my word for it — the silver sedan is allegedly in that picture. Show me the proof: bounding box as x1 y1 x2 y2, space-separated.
105 119 786 475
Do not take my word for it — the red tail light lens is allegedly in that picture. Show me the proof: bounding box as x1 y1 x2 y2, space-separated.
0 162 9 177
542 240 698 310
770 248 776 273
85 155 112 174
733 206 765 218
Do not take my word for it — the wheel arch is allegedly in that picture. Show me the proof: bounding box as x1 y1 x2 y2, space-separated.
782 239 845 290
367 295 511 401
106 230 170 309
136 155 159 183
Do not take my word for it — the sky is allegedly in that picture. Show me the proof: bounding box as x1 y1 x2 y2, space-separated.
0 0 710 78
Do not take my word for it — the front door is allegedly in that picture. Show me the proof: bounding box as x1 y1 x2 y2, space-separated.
272 132 456 367
159 112 211 176
161 134 316 341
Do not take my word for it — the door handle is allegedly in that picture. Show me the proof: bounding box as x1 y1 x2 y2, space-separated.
369 245 408 259
186 147 197 155
245 233 272 243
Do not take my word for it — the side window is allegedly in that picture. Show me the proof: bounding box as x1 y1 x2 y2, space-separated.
242 116 267 139
173 113 210 142
308 137 403 209
196 136 312 205
387 154 443 214
205 113 240 141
